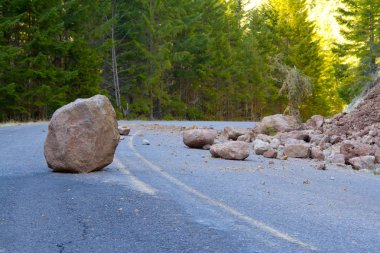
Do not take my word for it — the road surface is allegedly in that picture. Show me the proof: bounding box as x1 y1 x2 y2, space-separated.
0 121 379 253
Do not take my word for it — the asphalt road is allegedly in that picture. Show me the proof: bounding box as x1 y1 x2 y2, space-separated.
1 121 380 253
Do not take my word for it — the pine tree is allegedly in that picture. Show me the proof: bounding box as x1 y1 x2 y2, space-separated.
336 0 380 102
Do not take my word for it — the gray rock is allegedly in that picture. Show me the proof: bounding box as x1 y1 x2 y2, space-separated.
142 139 150 145
253 139 271 155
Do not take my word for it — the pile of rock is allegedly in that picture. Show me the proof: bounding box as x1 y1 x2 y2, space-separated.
183 127 251 160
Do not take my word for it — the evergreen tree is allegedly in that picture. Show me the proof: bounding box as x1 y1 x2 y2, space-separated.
336 0 380 102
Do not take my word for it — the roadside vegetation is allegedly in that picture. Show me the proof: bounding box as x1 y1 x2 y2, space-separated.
0 0 379 122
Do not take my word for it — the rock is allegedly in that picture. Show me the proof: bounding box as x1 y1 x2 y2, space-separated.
223 126 249 140
183 129 217 149
331 153 345 165
202 144 211 150
284 143 310 158
348 156 375 170
142 139 150 145
277 130 311 145
254 114 300 135
118 125 130 136
306 115 324 129
330 135 342 144
316 161 326 170
253 139 271 155
270 138 281 149
263 150 278 159
256 134 273 143
311 147 324 161
210 141 250 160
340 141 373 162
237 133 252 142
44 95 119 173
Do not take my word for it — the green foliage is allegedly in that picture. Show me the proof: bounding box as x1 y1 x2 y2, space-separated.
0 0 367 122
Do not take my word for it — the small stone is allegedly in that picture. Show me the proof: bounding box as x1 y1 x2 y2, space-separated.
118 125 131 135
316 162 326 170
142 139 150 145
284 143 310 158
330 177 335 180
202 144 211 150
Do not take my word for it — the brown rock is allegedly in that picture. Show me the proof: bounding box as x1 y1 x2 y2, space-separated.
183 129 217 149
311 147 324 161
237 133 252 142
306 115 324 129
263 150 278 159
118 125 130 135
284 143 311 158
210 141 250 160
223 126 249 140
348 156 375 170
340 141 373 162
44 95 120 173
254 114 301 135
331 153 345 165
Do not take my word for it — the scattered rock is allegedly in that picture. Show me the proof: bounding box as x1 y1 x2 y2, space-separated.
306 115 324 129
223 126 249 140
348 156 375 170
254 114 301 135
183 129 217 149
340 141 373 162
44 95 119 173
269 138 281 149
316 161 326 170
284 143 310 158
142 139 150 145
237 133 252 142
118 125 130 135
253 139 271 155
331 153 345 165
263 150 277 159
202 144 211 150
210 141 250 160
311 147 324 161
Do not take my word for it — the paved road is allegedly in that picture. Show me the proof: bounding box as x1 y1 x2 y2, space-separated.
1 121 380 253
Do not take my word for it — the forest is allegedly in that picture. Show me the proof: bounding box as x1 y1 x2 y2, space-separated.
0 0 379 122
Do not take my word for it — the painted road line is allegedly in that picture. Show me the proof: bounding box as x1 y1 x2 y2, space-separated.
113 157 157 195
129 131 317 252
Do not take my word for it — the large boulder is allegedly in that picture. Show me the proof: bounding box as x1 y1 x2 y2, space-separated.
210 141 250 160
44 95 120 173
254 114 300 135
284 143 311 158
223 126 249 140
183 129 217 149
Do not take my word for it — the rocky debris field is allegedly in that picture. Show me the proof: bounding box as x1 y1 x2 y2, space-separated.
178 81 380 173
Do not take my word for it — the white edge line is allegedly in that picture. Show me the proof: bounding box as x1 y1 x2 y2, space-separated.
113 157 157 195
129 131 317 252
